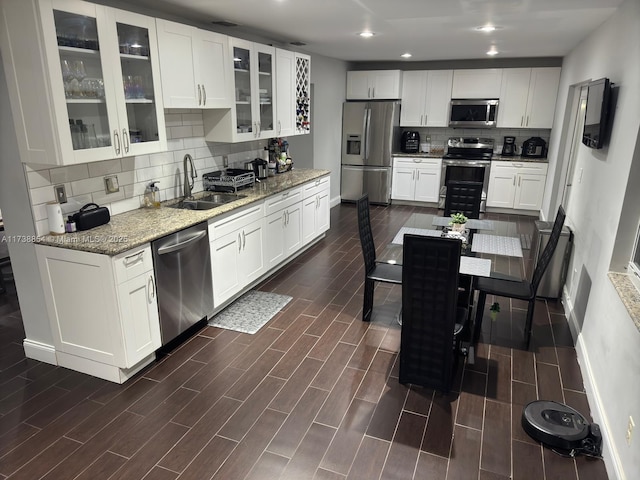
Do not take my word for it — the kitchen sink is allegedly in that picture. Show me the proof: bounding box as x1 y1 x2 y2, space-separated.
168 193 246 210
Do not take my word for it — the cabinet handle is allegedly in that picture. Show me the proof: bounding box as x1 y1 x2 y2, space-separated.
122 129 129 153
420 114 423 125
114 130 121 155
372 87 375 98
238 233 242 253
368 87 371 98
526 115 530 126
513 176 516 186
282 211 286 226
521 116 524 127
242 230 246 250
424 114 427 126
518 176 521 187
316 195 319 208
202 85 207 105
257 121 261 136
124 250 144 266
412 170 415 181
254 122 258 137
278 120 281 135
416 170 420 180
197 84 202 106
147 275 155 304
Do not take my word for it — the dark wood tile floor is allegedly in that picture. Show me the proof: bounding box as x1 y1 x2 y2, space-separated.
0 204 609 480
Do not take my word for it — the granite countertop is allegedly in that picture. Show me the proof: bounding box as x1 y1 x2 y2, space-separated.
492 155 548 163
36 169 330 256
608 272 640 331
393 152 444 159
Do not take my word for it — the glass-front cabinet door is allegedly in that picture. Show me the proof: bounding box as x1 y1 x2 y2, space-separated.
256 45 275 138
232 41 255 141
48 2 120 163
41 0 165 164
109 9 165 156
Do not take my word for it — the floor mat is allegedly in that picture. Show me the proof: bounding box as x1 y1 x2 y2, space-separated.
208 290 293 334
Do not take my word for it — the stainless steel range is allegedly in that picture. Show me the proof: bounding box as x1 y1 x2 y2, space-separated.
439 137 493 212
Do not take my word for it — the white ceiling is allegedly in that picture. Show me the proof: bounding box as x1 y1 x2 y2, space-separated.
127 0 624 62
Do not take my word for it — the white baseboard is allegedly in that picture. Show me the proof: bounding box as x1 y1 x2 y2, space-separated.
23 339 58 365
330 196 341 208
562 287 624 480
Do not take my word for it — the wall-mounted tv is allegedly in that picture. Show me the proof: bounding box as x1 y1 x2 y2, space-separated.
582 77 611 149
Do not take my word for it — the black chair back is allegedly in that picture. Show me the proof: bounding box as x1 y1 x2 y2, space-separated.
531 205 566 291
444 181 483 219
399 234 462 393
356 194 376 275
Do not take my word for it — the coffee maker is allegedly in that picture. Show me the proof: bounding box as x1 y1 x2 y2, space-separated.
401 131 420 153
502 136 516 156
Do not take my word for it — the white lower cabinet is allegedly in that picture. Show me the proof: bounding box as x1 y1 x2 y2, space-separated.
36 243 161 383
264 187 303 269
486 161 548 211
391 157 441 203
302 177 331 245
209 203 265 307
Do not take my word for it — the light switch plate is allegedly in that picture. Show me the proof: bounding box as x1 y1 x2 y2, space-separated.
104 175 120 194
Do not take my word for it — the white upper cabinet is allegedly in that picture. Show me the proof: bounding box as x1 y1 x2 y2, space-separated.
276 48 295 137
400 70 453 127
452 68 502 98
156 19 232 109
0 0 166 165
497 67 561 128
204 38 276 142
346 70 402 100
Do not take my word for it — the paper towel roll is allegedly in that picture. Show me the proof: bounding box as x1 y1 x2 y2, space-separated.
47 202 65 235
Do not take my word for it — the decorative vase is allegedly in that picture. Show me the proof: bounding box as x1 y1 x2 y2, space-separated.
451 223 466 233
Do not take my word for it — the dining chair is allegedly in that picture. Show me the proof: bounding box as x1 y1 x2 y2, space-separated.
444 180 483 219
399 234 468 393
472 205 567 348
356 194 402 322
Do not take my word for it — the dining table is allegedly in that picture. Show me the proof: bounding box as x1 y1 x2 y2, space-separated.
378 212 528 360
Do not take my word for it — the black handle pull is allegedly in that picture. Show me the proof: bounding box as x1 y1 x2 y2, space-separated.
79 203 100 212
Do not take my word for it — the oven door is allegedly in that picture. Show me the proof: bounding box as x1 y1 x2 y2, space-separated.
439 160 491 212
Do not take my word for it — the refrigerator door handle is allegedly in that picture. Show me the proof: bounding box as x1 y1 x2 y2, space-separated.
361 107 369 161
365 107 372 161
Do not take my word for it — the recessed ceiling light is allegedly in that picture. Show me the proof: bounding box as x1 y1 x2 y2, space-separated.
486 47 499 56
475 24 503 33
359 31 374 38
401 53 412 58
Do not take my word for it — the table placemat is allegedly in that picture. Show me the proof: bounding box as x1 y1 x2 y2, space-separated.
471 234 523 257
431 217 495 230
392 227 442 245
459 257 492 277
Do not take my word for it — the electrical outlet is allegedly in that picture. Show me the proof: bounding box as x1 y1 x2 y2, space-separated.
54 184 67 204
223 155 229 168
626 416 635 446
104 175 120 194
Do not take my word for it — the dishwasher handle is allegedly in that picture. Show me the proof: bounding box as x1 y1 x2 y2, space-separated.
157 230 207 255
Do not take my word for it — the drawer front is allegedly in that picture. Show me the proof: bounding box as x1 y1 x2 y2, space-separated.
210 203 264 240
113 245 153 284
499 161 548 174
302 176 330 199
394 157 441 168
264 186 303 216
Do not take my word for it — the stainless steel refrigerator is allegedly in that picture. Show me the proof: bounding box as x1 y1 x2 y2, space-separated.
340 101 400 205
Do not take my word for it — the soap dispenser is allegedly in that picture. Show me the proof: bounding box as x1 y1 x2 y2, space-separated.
144 181 161 208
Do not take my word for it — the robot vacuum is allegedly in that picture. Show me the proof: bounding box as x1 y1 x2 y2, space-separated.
522 400 602 457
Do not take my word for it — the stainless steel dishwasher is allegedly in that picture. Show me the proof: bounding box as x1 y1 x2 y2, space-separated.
152 222 213 345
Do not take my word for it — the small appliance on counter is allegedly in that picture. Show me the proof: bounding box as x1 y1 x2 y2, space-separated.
401 131 420 153
522 137 547 158
252 158 268 179
502 136 516 156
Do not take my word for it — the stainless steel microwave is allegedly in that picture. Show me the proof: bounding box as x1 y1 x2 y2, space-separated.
449 99 499 128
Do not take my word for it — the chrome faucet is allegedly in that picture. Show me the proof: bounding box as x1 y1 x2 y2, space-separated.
183 153 197 199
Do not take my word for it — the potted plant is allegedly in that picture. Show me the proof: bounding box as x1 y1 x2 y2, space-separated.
449 212 468 233
489 302 500 321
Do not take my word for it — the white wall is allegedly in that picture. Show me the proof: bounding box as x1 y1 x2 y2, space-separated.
0 56 55 351
543 0 640 478
295 53 347 205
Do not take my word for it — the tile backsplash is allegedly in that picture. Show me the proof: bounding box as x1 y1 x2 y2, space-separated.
26 110 268 236
401 127 551 154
